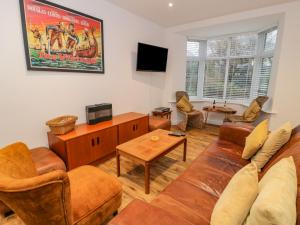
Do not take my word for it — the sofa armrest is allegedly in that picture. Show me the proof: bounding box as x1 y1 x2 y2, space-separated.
219 123 254 147
109 199 193 225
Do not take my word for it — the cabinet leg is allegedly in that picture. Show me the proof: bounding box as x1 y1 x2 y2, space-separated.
113 210 118 217
183 139 187 162
116 151 120 177
144 162 150 194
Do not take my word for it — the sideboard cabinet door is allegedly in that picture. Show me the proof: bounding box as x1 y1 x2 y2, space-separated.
91 126 118 161
118 116 149 144
66 135 93 170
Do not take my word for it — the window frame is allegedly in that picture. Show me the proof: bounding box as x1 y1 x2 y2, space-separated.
186 27 278 105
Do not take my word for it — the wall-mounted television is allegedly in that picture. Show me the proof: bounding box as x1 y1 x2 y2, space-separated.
136 43 168 72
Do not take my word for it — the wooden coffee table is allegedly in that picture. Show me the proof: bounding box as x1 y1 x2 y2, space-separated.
116 129 187 194
202 106 237 126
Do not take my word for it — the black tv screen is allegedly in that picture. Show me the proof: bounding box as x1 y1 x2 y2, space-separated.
136 43 168 72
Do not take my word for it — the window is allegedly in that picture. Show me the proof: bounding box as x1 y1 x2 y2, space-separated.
185 27 278 104
186 41 200 96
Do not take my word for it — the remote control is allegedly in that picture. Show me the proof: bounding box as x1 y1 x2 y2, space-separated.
168 131 186 137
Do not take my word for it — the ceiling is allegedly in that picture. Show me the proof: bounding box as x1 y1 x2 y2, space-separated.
183 14 282 39
106 0 298 27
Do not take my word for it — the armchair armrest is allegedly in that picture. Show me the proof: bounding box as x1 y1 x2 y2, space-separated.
30 147 66 174
219 123 254 147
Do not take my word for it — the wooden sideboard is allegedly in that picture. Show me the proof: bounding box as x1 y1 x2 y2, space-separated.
48 112 149 170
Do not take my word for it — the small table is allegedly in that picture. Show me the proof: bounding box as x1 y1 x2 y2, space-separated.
203 106 237 125
116 129 187 194
152 110 172 120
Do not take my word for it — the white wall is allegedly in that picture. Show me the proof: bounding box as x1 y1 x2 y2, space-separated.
0 0 167 148
2 0 300 148
163 1 300 130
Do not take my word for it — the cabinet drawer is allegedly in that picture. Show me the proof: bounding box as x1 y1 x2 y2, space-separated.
91 126 118 161
118 116 149 144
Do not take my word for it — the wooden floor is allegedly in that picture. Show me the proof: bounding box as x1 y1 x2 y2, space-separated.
1 125 219 225
98 125 219 211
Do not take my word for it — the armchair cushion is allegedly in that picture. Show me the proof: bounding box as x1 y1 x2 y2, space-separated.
243 101 261 121
68 166 122 224
176 96 193 113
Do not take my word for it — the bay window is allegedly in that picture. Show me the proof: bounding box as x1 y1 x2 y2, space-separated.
185 27 278 104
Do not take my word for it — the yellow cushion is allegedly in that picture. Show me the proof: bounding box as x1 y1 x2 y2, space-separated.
176 95 193 112
243 100 261 121
211 163 258 225
244 157 297 225
251 122 292 170
242 119 269 160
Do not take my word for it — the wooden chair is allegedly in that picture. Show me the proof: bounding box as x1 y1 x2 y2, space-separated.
175 91 204 131
225 96 269 124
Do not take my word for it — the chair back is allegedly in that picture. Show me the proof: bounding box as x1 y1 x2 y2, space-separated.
255 96 269 108
242 97 268 122
176 91 189 103
0 142 72 225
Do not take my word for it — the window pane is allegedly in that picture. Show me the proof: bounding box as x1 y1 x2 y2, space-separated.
207 39 227 57
203 60 226 99
264 29 278 52
230 35 256 57
186 61 199 96
226 58 254 99
187 41 200 57
258 57 272 96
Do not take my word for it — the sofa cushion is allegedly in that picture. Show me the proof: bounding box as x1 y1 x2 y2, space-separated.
68 165 122 224
210 163 258 225
180 147 248 195
252 121 292 170
156 179 217 225
151 193 209 225
242 119 268 160
110 199 193 225
245 157 297 225
150 140 249 225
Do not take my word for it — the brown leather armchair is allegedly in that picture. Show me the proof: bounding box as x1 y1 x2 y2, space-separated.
0 142 122 225
175 91 204 131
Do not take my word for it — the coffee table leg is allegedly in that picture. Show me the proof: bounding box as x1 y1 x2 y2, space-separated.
116 151 120 177
183 139 187 162
144 162 150 194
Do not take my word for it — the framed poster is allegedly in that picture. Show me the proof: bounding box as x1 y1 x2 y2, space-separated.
19 0 104 73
